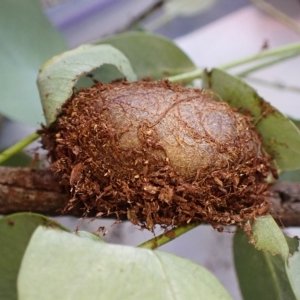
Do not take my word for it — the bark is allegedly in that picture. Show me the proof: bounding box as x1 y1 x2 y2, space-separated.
269 182 300 227
1 166 300 226
0 167 80 216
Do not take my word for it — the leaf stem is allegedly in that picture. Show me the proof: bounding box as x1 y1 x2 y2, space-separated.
0 132 39 164
168 68 203 83
235 51 300 77
218 44 300 70
244 77 300 94
249 0 300 35
138 223 199 249
168 42 300 83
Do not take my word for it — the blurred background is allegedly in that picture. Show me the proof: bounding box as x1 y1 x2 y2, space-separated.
1 1 300 299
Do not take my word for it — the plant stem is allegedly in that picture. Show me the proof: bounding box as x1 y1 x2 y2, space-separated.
243 76 300 94
235 51 300 77
138 223 199 249
218 43 300 70
249 0 300 35
168 68 203 83
168 42 300 83
0 132 39 164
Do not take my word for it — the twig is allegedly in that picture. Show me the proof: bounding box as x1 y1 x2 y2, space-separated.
0 167 79 216
138 223 199 249
249 0 300 35
168 42 300 83
0 133 39 164
1 166 300 227
268 181 300 227
235 51 300 77
242 77 300 94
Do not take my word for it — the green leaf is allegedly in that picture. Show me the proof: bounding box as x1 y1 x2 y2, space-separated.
0 213 68 300
0 151 31 167
252 215 289 256
18 226 233 300
73 231 105 243
0 0 67 127
233 215 300 300
234 228 297 300
279 169 300 182
284 235 300 299
288 250 300 299
253 216 300 299
97 31 196 80
202 68 300 171
37 44 137 125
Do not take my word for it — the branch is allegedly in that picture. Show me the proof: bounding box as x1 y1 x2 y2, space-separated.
0 167 80 216
1 166 300 226
268 181 300 227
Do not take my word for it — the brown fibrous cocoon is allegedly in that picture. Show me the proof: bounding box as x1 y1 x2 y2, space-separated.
40 80 276 231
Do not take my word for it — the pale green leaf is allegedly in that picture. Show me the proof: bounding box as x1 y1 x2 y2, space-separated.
73 231 104 243
233 228 297 300
37 44 137 125
202 68 300 171
0 0 67 126
279 169 300 182
0 151 31 167
234 215 300 300
0 213 67 300
18 226 233 300
252 215 289 256
97 31 196 80
288 250 300 299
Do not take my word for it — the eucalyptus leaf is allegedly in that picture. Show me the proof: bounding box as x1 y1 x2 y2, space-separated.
73 230 105 243
97 31 196 80
0 213 67 300
37 44 137 125
202 68 300 171
252 215 289 256
252 216 300 299
18 226 233 300
0 0 67 126
291 119 300 129
0 151 31 167
233 228 297 300
279 169 300 182
288 250 300 299
234 215 300 300
279 118 300 180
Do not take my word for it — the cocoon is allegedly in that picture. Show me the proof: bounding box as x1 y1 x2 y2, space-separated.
40 80 274 230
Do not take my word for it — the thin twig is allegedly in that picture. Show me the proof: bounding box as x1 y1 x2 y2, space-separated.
249 0 300 35
1 167 300 227
138 223 199 249
168 42 300 83
0 133 39 164
243 77 300 94
236 51 300 77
